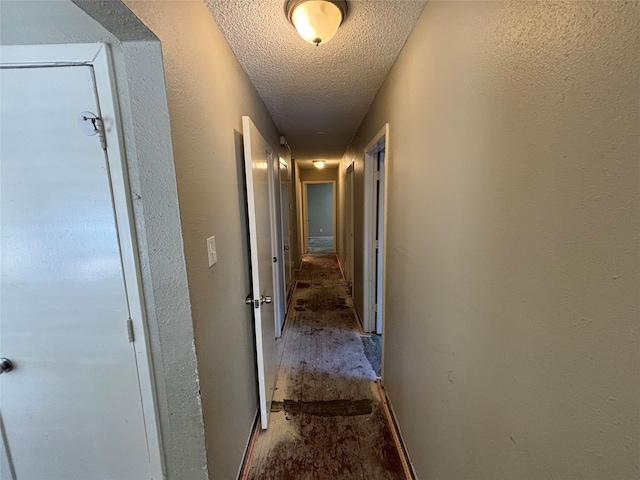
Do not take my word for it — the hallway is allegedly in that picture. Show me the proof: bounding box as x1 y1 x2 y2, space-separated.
242 254 408 479
2 2 637 478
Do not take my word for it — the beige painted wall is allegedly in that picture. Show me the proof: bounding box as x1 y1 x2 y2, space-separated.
339 2 639 478
299 166 339 182
123 2 282 478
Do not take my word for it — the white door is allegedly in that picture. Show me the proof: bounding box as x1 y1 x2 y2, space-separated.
280 158 293 299
345 163 355 293
242 116 278 429
268 152 286 339
375 151 386 335
1 66 151 478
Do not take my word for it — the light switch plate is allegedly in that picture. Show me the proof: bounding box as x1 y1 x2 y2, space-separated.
207 236 217 267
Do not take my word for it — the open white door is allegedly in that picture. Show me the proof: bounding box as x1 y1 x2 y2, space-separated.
269 153 286 339
375 150 386 334
345 163 355 294
280 157 293 298
242 116 278 429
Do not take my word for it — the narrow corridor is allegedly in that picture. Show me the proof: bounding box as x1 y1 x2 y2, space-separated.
242 254 408 479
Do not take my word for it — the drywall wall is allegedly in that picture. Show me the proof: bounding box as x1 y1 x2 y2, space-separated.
299 166 339 182
121 2 282 479
0 1 208 478
307 183 334 237
340 2 639 478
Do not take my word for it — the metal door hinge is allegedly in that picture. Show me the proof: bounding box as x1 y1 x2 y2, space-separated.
375 240 379 249
77 111 107 150
373 304 378 313
127 318 135 343
376 170 381 181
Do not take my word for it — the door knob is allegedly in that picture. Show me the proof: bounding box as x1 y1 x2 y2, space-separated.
0 358 13 374
245 295 272 307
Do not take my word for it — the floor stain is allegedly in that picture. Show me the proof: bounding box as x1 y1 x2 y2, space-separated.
244 254 406 480
271 399 374 417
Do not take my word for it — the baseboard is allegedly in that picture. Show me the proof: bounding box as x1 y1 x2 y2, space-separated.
335 255 364 333
349 296 364 333
237 410 260 480
336 254 346 280
376 381 418 480
280 280 298 338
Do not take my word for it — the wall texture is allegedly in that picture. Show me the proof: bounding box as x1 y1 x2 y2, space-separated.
339 2 639 478
299 166 339 182
122 2 282 479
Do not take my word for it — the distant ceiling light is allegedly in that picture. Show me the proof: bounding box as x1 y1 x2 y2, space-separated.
313 161 326 169
286 0 348 46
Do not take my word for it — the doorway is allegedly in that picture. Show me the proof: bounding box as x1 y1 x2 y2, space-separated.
345 163 355 296
279 157 294 300
363 125 390 336
303 181 336 254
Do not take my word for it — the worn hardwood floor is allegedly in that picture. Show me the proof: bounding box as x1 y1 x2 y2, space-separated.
243 253 406 480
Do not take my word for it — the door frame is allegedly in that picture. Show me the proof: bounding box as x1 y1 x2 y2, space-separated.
278 154 294 302
268 151 286 339
302 180 337 254
1 43 164 477
363 124 390 335
295 161 305 264
345 162 355 293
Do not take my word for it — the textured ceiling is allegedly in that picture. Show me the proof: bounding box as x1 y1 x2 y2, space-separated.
204 0 426 166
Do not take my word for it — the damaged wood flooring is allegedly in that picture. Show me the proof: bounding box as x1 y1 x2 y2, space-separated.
242 253 407 480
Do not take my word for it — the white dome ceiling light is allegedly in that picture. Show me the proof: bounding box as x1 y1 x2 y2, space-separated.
286 0 348 46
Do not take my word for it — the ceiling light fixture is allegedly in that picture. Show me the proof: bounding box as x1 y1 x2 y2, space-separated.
313 161 326 169
286 0 348 46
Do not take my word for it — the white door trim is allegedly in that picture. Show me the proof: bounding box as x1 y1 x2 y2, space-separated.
0 43 164 478
278 153 294 302
345 162 355 290
363 124 390 335
302 180 337 254
294 162 304 262
268 151 286 338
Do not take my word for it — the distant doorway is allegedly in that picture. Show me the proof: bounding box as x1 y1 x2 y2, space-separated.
303 181 336 254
